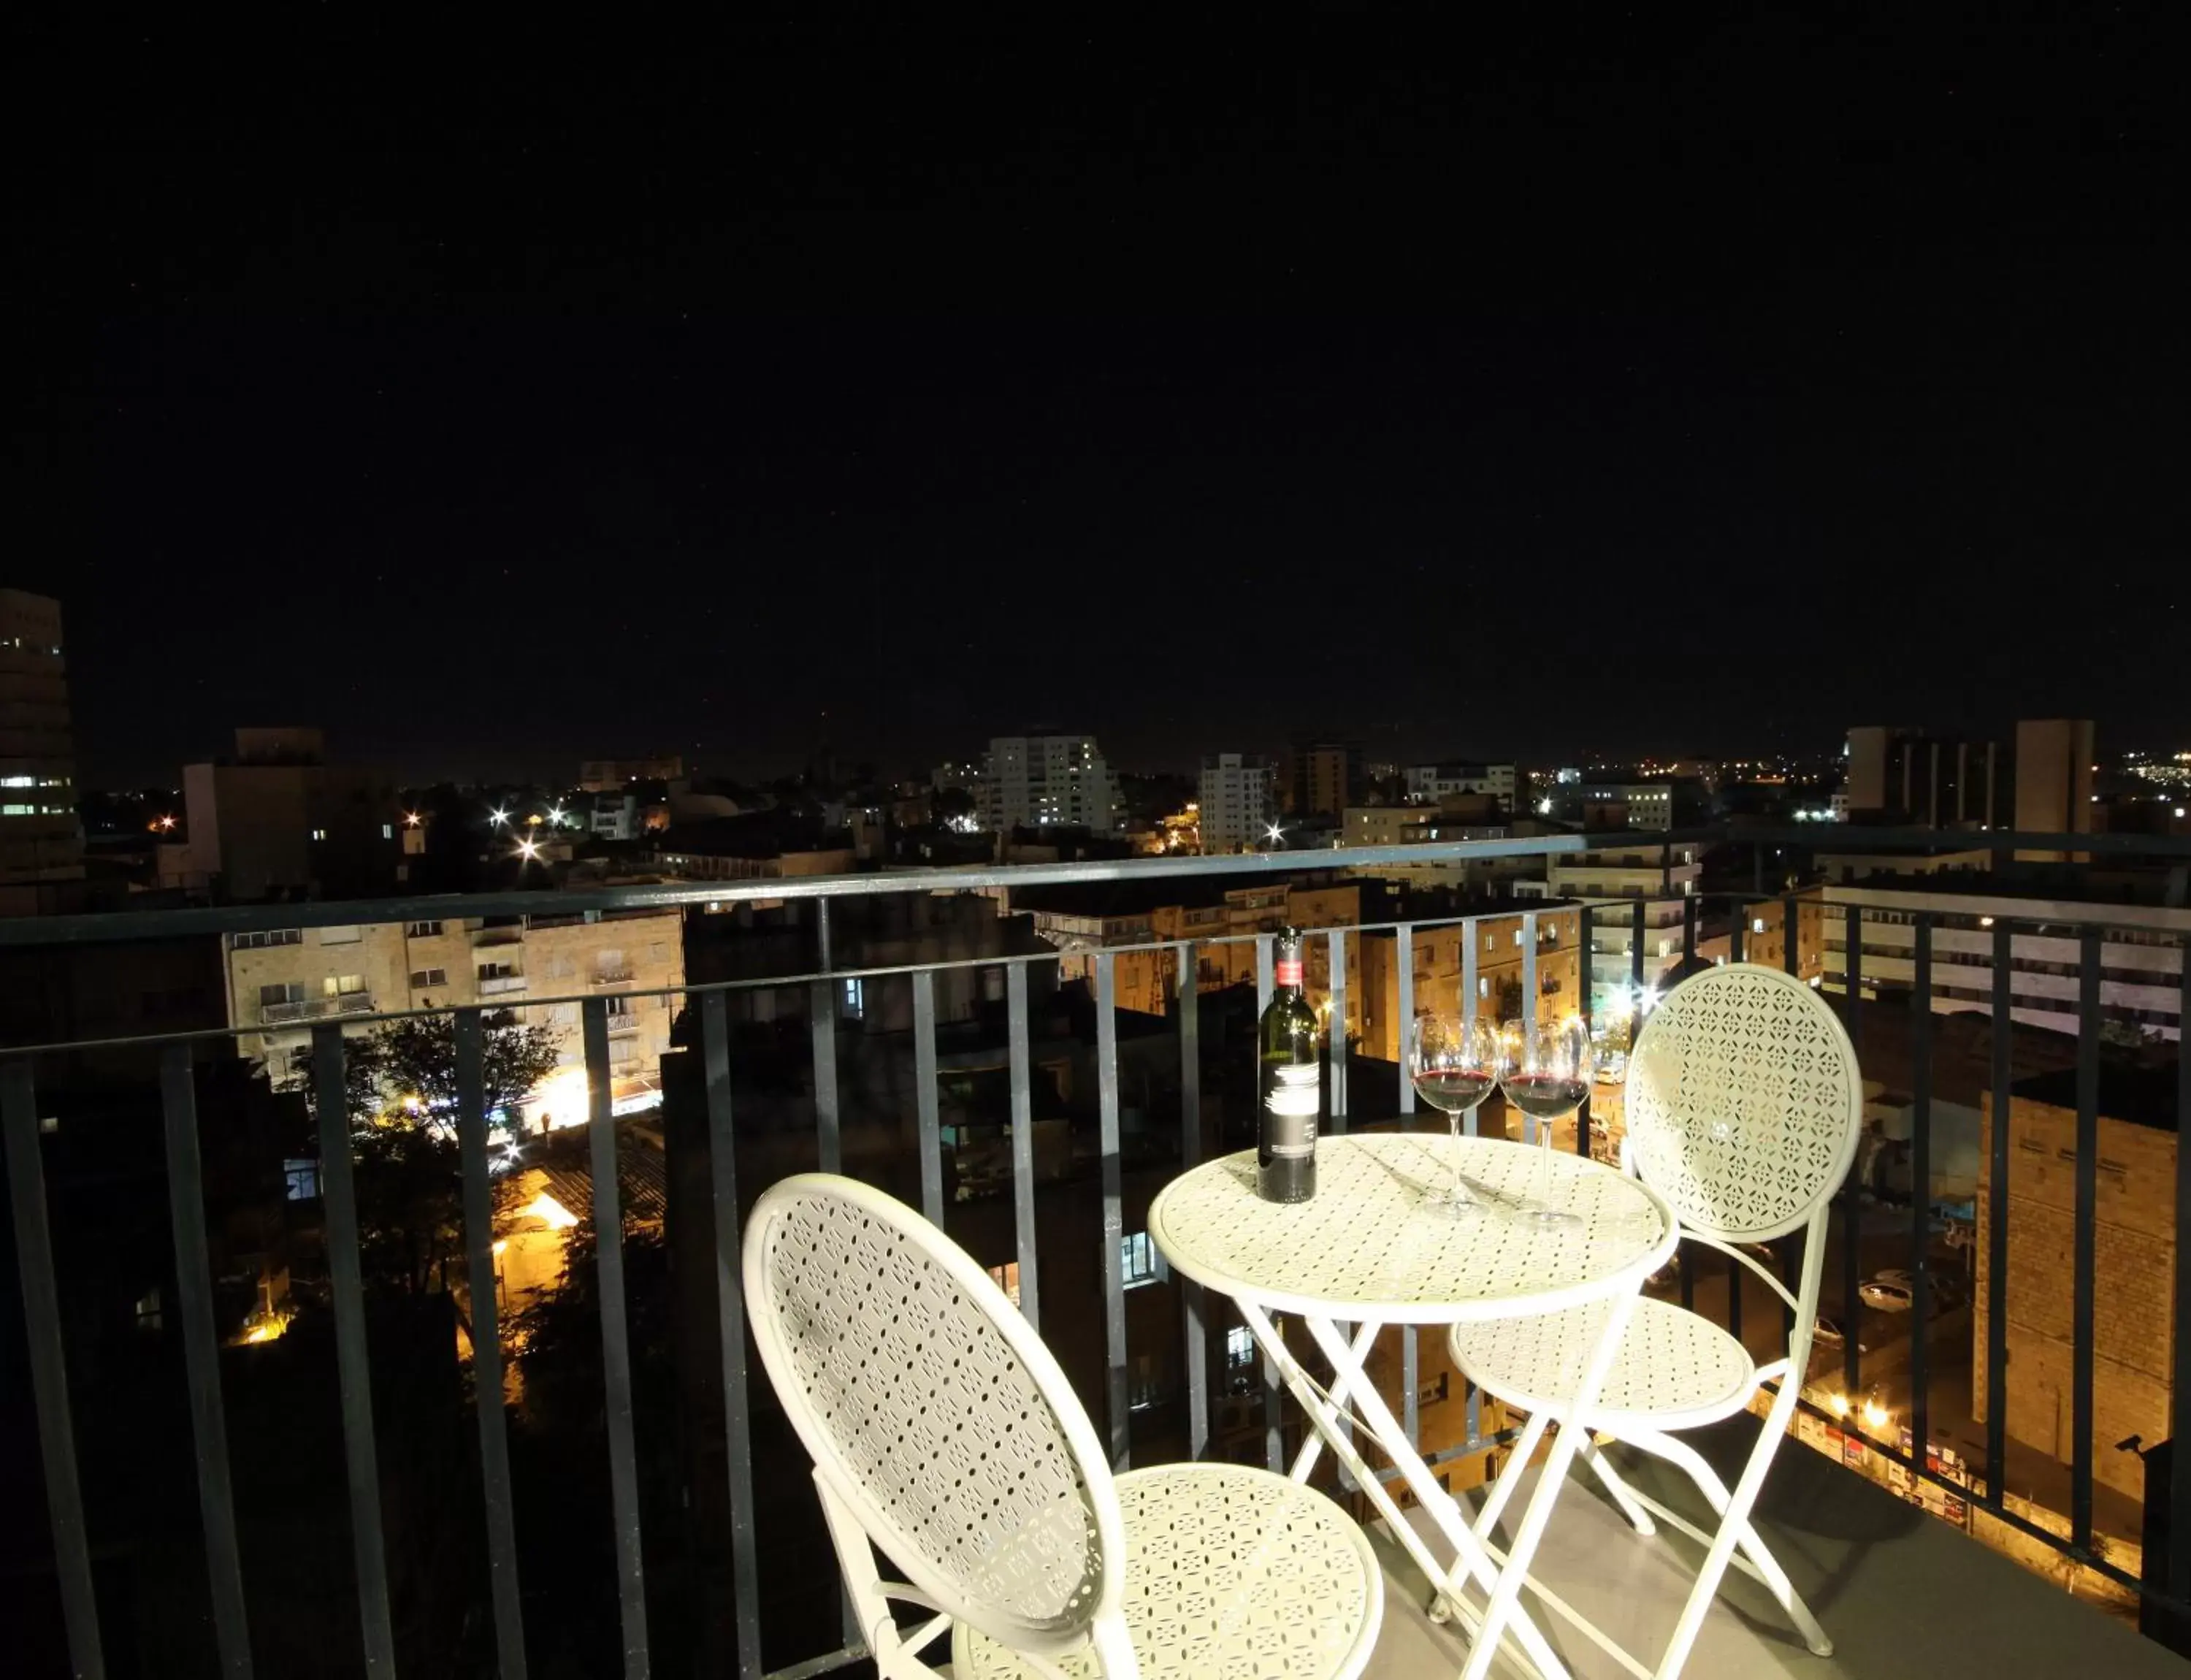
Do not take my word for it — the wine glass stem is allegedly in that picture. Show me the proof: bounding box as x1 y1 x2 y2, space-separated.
1535 1126 1553 1208
1449 1111 1466 1202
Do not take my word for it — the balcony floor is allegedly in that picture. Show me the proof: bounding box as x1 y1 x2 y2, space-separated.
1360 1417 2188 1680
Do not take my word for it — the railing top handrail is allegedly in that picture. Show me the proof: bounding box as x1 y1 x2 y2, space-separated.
3 825 2185 952
0 833 1592 948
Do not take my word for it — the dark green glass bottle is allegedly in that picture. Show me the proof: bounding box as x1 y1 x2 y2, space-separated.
1257 927 1320 1202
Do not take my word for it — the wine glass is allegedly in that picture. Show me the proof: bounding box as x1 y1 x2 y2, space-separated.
1408 1015 1499 1216
1498 1016 1591 1226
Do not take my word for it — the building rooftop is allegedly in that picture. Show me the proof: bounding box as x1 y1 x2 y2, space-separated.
2014 1056 2183 1131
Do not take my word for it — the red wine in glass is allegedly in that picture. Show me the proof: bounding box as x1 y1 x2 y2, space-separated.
1497 1021 1592 1226
1408 1016 1497 1216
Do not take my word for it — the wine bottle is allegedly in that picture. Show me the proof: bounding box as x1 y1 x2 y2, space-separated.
1258 927 1320 1202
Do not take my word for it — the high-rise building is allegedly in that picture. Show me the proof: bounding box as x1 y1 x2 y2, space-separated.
979 733 1115 831
170 728 404 900
0 589 84 892
1844 725 2000 828
1285 739 1362 818
1197 753 1275 852
2012 719 2095 862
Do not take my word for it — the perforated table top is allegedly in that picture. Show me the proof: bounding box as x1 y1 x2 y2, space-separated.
1149 1132 1676 1324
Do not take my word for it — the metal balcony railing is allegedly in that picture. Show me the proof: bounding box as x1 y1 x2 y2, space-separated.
593 968 636 986
0 828 2186 1678
475 973 527 995
258 992 375 1026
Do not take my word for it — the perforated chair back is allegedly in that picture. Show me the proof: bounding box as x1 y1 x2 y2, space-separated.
1624 963 1863 1243
742 1173 1122 1654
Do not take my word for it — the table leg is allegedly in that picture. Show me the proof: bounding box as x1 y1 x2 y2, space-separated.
1455 1289 1641 1680
1291 1312 1574 1680
1288 1319 1380 1484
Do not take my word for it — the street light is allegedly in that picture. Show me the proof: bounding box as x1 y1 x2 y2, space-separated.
515 838 540 863
489 807 511 826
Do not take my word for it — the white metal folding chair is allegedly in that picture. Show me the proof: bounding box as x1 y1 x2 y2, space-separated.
1448 963 1863 1680
743 1172 1384 1680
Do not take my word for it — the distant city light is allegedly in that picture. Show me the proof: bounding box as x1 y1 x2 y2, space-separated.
489 807 511 825
151 814 177 832
1535 796 1553 814
548 805 567 824
516 838 540 861
403 811 421 827
1263 821 1288 847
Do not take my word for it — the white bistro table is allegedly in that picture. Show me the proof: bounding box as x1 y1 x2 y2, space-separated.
1150 1131 1678 1680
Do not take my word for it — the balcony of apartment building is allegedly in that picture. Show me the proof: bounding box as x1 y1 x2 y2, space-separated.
0 827 2187 1679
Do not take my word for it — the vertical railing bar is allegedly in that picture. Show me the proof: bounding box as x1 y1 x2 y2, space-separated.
1575 904 1594 1158
700 993 765 1680
1461 921 1479 1137
808 980 841 1175
1006 963 1041 1332
1629 897 1647 996
1908 918 1933 1465
582 999 652 1676
1403 1327 1420 1453
2070 931 2100 1551
1986 919 2014 1508
159 1045 255 1679
1781 894 1800 978
1255 933 1274 1015
1326 926 1348 1131
1725 1240 1743 1343
1095 952 1128 1470
1 1058 107 1680
911 970 943 1226
1263 1341 1284 1474
453 1013 527 1680
2171 935 2191 1605
1396 923 1415 1117
311 1025 397 1677
1179 942 1209 1460
1842 904 1864 1400
1729 901 1746 965
1520 911 1538 1143
1465 1374 1482 1451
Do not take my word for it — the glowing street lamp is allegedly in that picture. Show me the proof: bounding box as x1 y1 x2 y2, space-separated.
515 838 540 863
547 805 567 826
489 807 511 827
403 811 421 828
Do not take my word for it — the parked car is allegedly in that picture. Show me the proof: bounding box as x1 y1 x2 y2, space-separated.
1859 1274 1916 1313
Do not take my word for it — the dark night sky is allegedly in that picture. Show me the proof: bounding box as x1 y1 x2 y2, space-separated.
20 12 2188 787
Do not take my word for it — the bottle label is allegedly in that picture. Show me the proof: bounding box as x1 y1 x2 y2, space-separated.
1264 1064 1320 1156
1274 956 1304 988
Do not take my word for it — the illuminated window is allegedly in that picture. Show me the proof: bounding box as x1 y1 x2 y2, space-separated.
1225 1325 1256 1370
284 1158 321 1202
1121 1231 1160 1288
986 1261 1022 1307
841 976 865 1019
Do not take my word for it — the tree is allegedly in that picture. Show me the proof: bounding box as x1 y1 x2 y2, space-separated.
306 1015 564 1297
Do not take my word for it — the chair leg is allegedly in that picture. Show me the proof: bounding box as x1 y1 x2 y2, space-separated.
1640 1431 1832 1659
1643 1389 1827 1679
815 1473 952 1680
1578 1435 1657 1538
